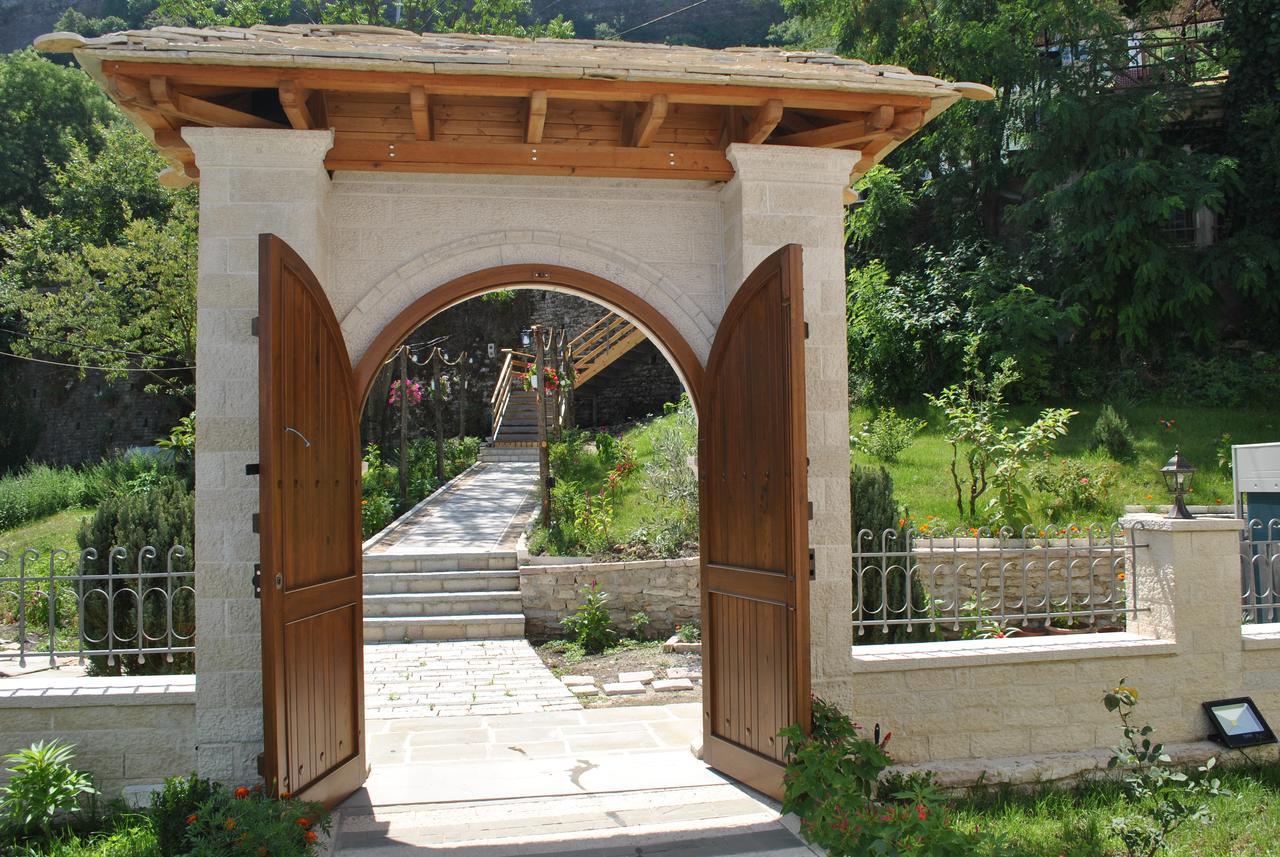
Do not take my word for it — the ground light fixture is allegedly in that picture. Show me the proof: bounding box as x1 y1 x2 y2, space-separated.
1202 697 1276 749
1160 449 1197 519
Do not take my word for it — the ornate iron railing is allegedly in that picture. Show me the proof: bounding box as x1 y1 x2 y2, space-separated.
1242 519 1280 625
0 545 194 668
852 523 1137 641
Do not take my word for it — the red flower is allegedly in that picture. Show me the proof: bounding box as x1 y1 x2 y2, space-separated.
234 786 250 799
916 804 927 821
304 830 318 843
296 817 311 828
186 813 198 825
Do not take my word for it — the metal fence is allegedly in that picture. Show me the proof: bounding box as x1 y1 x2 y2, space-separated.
852 524 1137 641
0 545 194 668
1242 519 1280 625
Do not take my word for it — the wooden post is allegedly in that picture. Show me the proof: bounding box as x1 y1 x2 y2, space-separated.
457 371 466 439
533 324 551 528
432 348 445 485
398 346 408 503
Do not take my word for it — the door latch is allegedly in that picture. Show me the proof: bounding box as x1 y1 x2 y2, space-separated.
252 564 262 599
808 548 816 580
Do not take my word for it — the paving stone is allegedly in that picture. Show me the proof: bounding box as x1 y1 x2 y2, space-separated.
664 667 692 679
618 670 656 684
560 674 594 685
568 685 599 696
652 678 695 692
602 681 647 696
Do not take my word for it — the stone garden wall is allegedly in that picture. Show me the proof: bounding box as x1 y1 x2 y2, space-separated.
520 557 699 641
0 675 195 797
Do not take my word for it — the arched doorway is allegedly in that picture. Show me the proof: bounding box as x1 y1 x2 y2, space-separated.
256 235 811 807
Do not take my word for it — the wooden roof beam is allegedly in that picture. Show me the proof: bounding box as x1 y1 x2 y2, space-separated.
526 90 547 144
631 94 668 148
772 117 871 148
113 75 286 130
410 85 432 141
742 99 784 144
278 80 314 130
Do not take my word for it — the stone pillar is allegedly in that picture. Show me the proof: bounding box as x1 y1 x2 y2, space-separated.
184 128 334 785
720 144 860 705
1123 514 1247 733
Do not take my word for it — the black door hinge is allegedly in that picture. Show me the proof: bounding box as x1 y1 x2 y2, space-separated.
256 753 265 776
245 462 260 476
252 564 262 599
808 548 816 580
804 322 810 339
250 317 260 337
808 501 814 521
251 513 260 534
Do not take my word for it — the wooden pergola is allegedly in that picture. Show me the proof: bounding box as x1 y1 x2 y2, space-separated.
37 25 992 189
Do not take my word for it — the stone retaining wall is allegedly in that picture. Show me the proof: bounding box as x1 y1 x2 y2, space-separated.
520 557 699 641
0 675 196 797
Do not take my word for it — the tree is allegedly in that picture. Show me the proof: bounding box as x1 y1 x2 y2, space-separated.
781 0 1252 400
0 50 115 233
0 125 197 404
148 0 575 35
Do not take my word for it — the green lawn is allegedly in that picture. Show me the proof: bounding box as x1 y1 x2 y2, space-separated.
951 761 1280 856
852 402 1278 526
0 506 93 558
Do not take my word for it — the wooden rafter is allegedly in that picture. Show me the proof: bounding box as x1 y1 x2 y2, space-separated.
278 80 314 130
630 94 668 148
409 85 432 141
526 90 547 144
742 99 784 144
103 61 935 112
113 75 286 130
772 118 873 148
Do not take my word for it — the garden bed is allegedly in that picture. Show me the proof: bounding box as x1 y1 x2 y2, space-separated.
535 639 702 708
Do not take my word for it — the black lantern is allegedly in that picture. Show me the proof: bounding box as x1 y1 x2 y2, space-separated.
1160 450 1196 519
520 328 533 348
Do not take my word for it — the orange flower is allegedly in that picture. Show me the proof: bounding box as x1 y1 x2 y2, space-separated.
1117 572 1126 581
224 818 238 831
234 786 250 799
304 831 318 844
280 791 293 799
296 817 311 828
186 814 198 826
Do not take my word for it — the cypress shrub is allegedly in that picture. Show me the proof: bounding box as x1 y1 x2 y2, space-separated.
77 477 194 676
1091 404 1135 460
850 465 932 645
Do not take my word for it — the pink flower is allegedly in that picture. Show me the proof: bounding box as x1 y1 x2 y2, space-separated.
1079 477 1090 484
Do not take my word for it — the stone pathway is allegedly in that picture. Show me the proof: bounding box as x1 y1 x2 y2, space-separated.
364 640 581 719
338 703 817 856
366 461 539 555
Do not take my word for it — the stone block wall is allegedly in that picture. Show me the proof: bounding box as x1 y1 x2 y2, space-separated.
520 558 699 641
0 676 195 797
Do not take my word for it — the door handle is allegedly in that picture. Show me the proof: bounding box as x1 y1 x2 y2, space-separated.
284 426 312 448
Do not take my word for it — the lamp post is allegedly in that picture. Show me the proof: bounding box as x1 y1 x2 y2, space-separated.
1160 450 1196 519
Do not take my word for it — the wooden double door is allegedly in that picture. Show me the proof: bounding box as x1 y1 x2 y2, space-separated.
257 236 810 804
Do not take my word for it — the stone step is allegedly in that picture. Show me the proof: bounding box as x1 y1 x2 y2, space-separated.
362 569 519 595
363 550 519 573
479 446 540 463
363 591 524 617
364 614 525 642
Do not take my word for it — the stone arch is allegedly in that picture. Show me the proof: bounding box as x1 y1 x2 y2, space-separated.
338 230 717 375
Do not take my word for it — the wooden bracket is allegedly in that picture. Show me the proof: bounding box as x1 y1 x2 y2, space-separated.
410 86 432 141
526 90 547 144
279 79 314 130
631 94 669 148
743 99 784 144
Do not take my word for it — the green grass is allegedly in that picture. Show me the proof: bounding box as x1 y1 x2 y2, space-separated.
611 413 678 535
0 506 93 557
950 761 1280 856
852 402 1277 525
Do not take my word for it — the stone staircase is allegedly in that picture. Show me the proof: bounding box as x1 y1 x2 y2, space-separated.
492 388 555 445
478 444 540 463
363 550 525 641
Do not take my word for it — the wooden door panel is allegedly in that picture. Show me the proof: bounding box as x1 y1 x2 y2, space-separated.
700 244 809 800
260 234 366 807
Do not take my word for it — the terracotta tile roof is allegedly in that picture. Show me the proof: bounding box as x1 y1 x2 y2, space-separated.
34 25 994 102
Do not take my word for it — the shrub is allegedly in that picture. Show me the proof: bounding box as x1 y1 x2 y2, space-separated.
851 408 926 463
1030 457 1116 521
0 464 87 531
77 476 194 676
629 611 651 640
150 774 220 856
1092 405 1136 460
781 697 999 856
0 740 97 843
360 492 395 539
183 785 329 857
559 580 616 654
1103 678 1227 857
675 622 701 643
82 452 178 505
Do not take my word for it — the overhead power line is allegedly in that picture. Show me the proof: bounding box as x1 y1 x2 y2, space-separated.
0 350 195 372
0 326 191 364
613 0 716 39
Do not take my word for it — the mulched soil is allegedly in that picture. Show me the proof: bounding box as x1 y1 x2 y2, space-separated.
535 640 702 708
